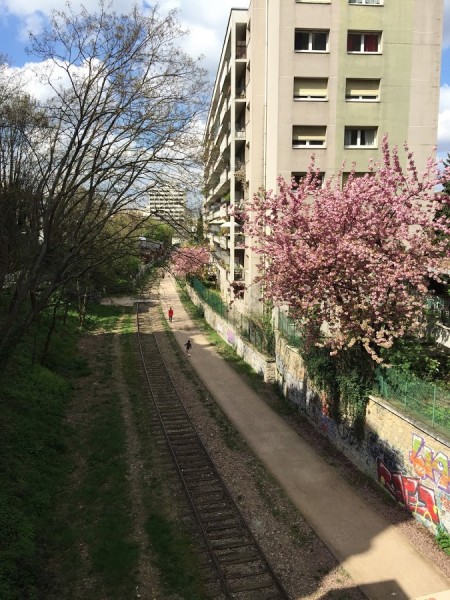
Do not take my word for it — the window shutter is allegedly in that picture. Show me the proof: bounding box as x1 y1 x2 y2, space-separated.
345 79 379 98
294 78 328 98
293 126 326 141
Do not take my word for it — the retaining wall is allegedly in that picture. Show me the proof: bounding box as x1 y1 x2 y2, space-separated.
186 286 276 383
188 285 450 535
276 333 450 535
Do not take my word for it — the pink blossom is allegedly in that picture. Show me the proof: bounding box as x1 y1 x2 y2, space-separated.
244 136 450 358
170 245 211 278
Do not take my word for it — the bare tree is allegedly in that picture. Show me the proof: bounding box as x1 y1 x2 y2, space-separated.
0 1 208 366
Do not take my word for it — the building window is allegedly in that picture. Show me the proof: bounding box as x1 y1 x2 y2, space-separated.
294 78 328 100
347 32 381 53
295 30 328 52
345 79 380 101
349 0 382 4
292 126 326 147
292 172 325 187
344 127 377 147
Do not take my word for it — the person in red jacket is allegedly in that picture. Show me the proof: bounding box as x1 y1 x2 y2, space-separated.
168 307 174 322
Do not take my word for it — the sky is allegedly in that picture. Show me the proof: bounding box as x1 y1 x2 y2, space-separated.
0 0 449 156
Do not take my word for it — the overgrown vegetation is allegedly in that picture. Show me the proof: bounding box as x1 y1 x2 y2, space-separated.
381 336 450 386
436 526 450 556
0 302 125 600
299 339 374 440
1 298 210 599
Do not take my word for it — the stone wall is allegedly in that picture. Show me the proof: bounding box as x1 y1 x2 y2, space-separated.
275 333 450 535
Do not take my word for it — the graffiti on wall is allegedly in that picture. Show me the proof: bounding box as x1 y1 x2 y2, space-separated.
377 458 440 527
367 432 405 473
227 330 236 345
410 434 450 492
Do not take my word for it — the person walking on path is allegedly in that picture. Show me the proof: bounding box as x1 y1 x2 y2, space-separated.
184 339 192 356
168 307 174 322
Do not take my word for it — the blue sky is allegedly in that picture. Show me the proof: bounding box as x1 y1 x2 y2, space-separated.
1 0 449 156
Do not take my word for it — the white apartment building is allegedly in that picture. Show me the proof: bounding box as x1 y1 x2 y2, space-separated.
147 186 187 229
203 0 444 311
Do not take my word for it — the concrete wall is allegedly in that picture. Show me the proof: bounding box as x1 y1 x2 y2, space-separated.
186 286 276 383
276 333 450 535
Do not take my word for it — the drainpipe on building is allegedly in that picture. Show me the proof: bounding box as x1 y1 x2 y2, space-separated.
263 0 269 190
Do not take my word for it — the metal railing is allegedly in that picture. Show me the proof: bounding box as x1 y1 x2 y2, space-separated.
277 309 450 435
373 368 450 433
427 296 450 327
191 278 274 355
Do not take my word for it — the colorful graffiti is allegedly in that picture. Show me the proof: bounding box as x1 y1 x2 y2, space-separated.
410 434 450 492
377 458 440 526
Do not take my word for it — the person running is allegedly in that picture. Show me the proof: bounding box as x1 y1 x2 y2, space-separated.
184 339 192 356
168 307 174 322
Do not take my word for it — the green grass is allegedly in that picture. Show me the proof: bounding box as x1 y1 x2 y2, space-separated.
145 514 205 600
0 302 137 600
0 310 79 600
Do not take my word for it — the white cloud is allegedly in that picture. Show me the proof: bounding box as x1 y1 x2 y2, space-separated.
17 12 45 41
3 0 450 155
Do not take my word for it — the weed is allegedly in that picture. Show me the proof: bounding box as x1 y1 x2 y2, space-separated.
436 525 450 556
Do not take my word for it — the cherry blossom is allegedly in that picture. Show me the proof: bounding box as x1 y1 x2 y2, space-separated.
170 245 211 278
244 137 450 359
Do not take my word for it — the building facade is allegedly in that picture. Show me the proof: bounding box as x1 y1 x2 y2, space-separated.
203 0 444 310
147 187 187 229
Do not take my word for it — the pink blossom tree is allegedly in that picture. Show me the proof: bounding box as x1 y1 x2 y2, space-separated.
170 245 211 279
244 137 450 359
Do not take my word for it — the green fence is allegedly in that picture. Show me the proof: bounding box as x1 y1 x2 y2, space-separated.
278 310 303 348
277 309 450 435
374 368 450 433
191 279 274 355
192 278 228 318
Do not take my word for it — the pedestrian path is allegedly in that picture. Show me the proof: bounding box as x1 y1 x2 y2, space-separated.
158 275 450 600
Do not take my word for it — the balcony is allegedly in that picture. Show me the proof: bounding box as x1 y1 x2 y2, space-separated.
236 45 247 60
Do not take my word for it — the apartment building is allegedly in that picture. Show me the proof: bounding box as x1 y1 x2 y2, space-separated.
203 0 444 310
147 186 187 228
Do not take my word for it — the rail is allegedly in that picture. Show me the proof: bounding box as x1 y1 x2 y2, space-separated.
135 300 291 599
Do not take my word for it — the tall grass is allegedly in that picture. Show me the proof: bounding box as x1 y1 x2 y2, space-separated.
0 302 125 600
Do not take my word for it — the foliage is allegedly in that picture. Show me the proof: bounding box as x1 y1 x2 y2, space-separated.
443 154 450 197
300 336 374 439
244 137 450 360
436 526 450 556
380 336 449 382
0 302 141 599
0 2 207 368
170 245 211 278
0 308 81 600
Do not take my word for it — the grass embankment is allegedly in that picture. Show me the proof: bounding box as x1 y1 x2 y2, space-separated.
0 302 209 600
0 305 138 600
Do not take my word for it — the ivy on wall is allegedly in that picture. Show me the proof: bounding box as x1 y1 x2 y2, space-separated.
299 338 375 440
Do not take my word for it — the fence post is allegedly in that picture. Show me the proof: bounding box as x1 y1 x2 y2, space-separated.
432 385 437 428
404 381 408 409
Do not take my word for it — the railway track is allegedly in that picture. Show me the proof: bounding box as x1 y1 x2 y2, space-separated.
136 300 292 600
